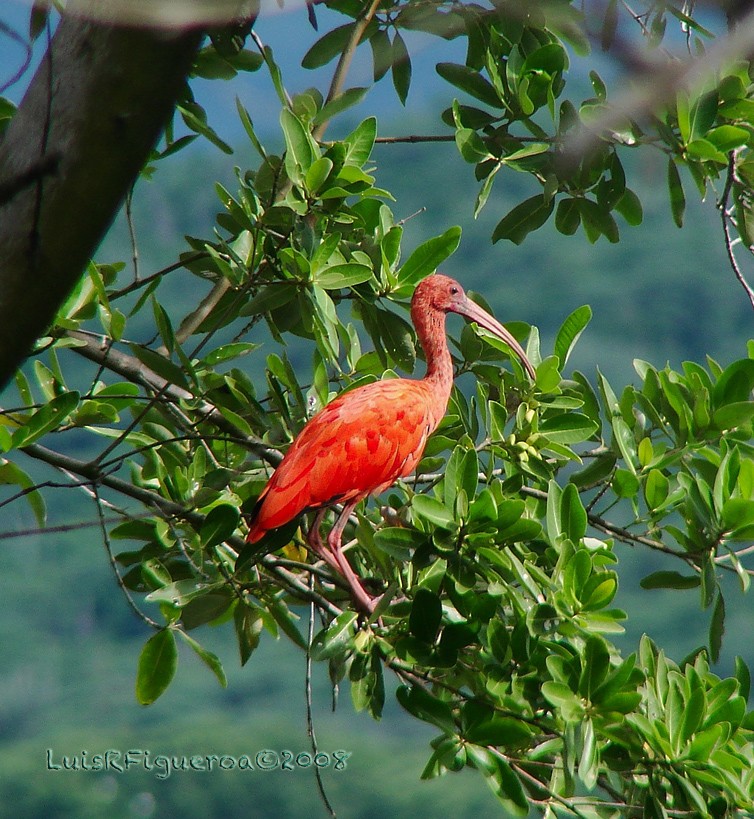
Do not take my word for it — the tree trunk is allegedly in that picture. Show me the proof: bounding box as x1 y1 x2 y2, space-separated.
0 11 202 388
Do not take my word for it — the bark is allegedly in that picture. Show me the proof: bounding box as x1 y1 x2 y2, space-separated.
0 11 203 388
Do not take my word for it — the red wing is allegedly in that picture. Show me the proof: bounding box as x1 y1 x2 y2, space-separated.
247 379 437 539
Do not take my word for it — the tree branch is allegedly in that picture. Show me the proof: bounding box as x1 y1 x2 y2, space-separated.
19 440 341 615
66 329 281 465
0 10 203 388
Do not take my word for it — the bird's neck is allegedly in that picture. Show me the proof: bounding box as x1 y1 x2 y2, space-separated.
413 307 454 402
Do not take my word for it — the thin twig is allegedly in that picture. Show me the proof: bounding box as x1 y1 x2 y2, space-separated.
0 19 33 94
508 757 590 819
305 580 337 819
92 485 161 629
108 252 209 301
125 187 140 282
719 151 754 310
373 134 456 144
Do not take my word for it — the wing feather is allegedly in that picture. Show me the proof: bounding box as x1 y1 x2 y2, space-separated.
247 378 445 540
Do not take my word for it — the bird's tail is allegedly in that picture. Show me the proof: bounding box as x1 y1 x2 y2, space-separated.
245 519 266 544
245 494 266 543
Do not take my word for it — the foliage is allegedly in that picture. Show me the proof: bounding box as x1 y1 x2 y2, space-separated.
3 1 754 816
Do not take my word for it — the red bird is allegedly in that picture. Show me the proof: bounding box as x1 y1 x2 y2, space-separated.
246 273 535 611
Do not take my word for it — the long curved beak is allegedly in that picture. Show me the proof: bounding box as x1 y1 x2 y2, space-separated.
453 297 536 380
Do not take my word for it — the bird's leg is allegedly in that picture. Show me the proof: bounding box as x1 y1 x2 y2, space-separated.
328 502 378 614
308 504 378 613
306 509 342 574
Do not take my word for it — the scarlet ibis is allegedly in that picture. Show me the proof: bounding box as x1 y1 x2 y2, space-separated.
246 273 534 611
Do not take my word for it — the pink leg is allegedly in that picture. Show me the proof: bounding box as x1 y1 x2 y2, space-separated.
307 509 341 573
327 502 377 614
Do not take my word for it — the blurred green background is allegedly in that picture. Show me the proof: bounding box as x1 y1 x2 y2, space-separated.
1 2 752 816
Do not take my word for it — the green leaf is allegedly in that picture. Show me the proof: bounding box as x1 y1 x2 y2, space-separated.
555 198 580 235
455 127 489 163
464 716 532 747
577 198 619 243
373 526 425 559
310 611 358 661
539 413 598 444
560 482 587 542
492 194 554 244
302 22 357 69
313 86 369 128
644 468 670 510
314 263 373 290
577 718 598 789
474 164 500 217
713 359 754 405
177 631 227 688
436 63 501 108
135 629 178 705
689 89 719 141
234 605 263 666
686 138 727 164
268 598 308 650
369 306 415 370
483 752 528 815
280 108 317 184
615 188 643 225
0 459 46 525
177 103 232 154
640 571 700 590
396 684 456 734
370 28 392 82
504 142 550 163
709 592 725 663
349 647 384 718
706 124 749 152
391 31 411 105
444 446 479 508
146 579 224 607
734 656 750 701
342 117 377 167
412 495 456 529
579 635 610 698
680 683 705 745
713 400 754 430
129 344 189 389
397 226 462 287
199 503 240 548
612 468 639 498
534 355 561 392
200 342 260 367
554 305 591 368
236 97 267 160
410 588 443 644
667 158 686 228
11 391 80 448
243 282 297 315
305 156 333 194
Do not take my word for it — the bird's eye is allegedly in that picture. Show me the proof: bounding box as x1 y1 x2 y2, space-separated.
450 286 459 295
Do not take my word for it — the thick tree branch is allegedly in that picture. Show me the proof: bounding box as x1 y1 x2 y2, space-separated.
0 11 203 388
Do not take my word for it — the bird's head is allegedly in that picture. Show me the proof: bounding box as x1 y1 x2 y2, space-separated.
413 273 536 379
